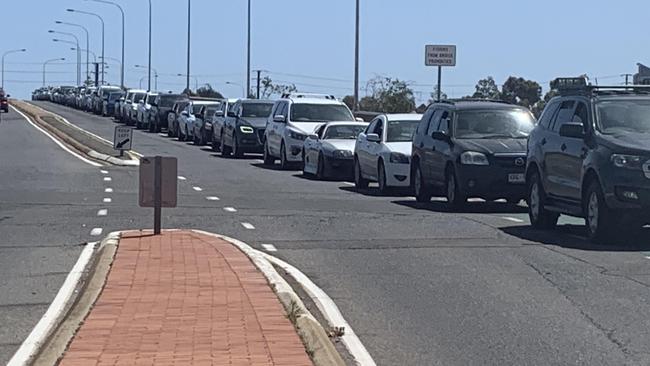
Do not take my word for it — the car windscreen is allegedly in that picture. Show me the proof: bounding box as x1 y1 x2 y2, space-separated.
108 93 123 102
323 125 366 140
386 120 420 142
290 104 354 123
160 95 183 108
192 104 205 114
596 99 650 134
242 103 273 118
133 93 146 103
454 109 535 139
205 107 219 118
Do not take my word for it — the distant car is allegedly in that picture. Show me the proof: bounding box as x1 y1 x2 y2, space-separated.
125 90 147 126
354 113 422 193
303 121 368 179
0 90 9 113
210 98 238 151
95 86 121 114
220 99 274 157
103 91 124 117
149 93 187 133
167 100 190 138
264 93 357 169
411 100 534 207
177 100 220 141
136 92 158 129
192 103 222 145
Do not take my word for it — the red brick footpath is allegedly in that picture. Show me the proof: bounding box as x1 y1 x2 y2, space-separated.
59 230 312 366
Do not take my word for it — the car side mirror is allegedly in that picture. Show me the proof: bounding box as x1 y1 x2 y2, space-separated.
308 133 319 140
559 123 585 139
273 115 286 123
216 110 224 117
355 117 364 122
432 131 450 141
366 133 380 143
119 97 124 102
6 95 10 98
227 111 237 118
181 111 189 116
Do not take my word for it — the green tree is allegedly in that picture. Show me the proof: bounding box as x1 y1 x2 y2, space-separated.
359 96 380 111
472 76 501 100
195 84 224 99
256 76 297 99
363 76 416 113
428 86 448 103
531 89 559 118
501 76 541 109
342 95 355 110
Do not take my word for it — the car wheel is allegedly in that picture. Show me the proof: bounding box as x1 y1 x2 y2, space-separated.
233 136 244 158
378 160 390 195
446 169 466 208
148 121 155 133
585 180 614 243
528 171 559 229
211 136 220 152
413 163 431 203
354 158 369 189
220 133 232 156
263 141 274 165
193 130 200 145
168 122 175 137
316 154 326 180
280 142 290 170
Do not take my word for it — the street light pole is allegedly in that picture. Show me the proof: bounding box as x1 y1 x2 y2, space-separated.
49 30 81 85
85 0 125 88
148 0 152 91
53 39 81 85
43 58 66 87
135 64 157 91
246 0 251 98
56 21 90 82
1 49 27 89
354 0 360 112
67 9 105 85
186 0 191 92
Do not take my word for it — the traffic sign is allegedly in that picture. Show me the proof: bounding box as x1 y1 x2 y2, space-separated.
425 45 457 67
113 126 133 151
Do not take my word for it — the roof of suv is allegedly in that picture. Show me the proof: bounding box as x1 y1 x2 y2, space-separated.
280 93 343 105
430 100 523 111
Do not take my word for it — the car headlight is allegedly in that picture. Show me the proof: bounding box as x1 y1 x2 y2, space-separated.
289 129 307 141
460 151 489 165
389 152 409 164
239 125 254 134
611 154 644 169
332 150 353 158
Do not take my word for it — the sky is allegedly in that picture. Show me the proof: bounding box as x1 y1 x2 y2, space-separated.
2 0 650 102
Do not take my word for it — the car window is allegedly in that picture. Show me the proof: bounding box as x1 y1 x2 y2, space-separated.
572 102 588 125
538 100 560 129
416 108 434 135
455 109 535 139
386 120 420 142
373 119 384 137
290 103 354 122
596 99 650 134
323 125 366 140
365 120 378 135
427 110 443 136
437 110 451 134
315 124 326 138
242 103 273 118
551 100 575 132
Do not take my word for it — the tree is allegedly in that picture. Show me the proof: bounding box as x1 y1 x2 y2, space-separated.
472 76 501 100
416 103 428 113
362 76 416 113
428 86 448 104
256 76 297 99
195 84 224 99
343 95 355 110
501 76 541 109
531 89 558 118
359 96 380 111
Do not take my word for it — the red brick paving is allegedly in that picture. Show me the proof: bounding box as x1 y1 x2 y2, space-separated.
58 230 313 366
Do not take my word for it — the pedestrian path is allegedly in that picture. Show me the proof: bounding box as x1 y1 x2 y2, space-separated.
59 230 312 366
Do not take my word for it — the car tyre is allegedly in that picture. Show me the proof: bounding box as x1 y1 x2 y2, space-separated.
220 133 232 157
413 163 431 203
316 154 326 180
263 141 274 165
354 158 369 189
528 171 559 229
585 180 615 243
211 135 220 152
233 136 244 158
446 169 466 208
378 160 390 195
280 142 290 170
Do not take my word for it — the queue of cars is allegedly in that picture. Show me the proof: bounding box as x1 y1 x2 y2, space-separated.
34 76 650 243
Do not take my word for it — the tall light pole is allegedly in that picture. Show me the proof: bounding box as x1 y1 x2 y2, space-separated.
354 0 360 111
246 0 251 98
55 21 90 82
1 48 27 89
43 58 66 87
226 81 245 98
135 64 157 91
67 9 105 85
73 48 97 64
84 0 125 88
186 0 191 92
148 0 152 91
49 30 81 85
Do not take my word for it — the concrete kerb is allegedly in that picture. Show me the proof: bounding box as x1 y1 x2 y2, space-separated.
11 101 139 167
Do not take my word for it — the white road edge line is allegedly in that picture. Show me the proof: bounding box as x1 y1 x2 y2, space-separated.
90 228 103 236
224 207 237 212
103 177 112 182
261 244 278 252
6 241 98 366
501 217 525 223
178 176 187 181
100 170 108 174
193 230 377 366
97 209 108 217
206 196 220 201
241 222 255 230
192 186 203 192
10 106 102 167
103 198 112 203
105 188 113 193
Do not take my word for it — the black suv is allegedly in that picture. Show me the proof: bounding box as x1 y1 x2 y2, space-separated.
0 90 8 113
411 100 535 206
150 94 187 133
527 77 650 242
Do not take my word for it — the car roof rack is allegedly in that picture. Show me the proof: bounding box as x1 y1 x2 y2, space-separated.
280 92 337 100
551 77 650 96
431 98 511 105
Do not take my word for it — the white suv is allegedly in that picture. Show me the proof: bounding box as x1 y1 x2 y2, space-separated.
263 93 356 169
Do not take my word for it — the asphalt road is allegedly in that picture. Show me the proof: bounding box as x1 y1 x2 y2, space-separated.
10 101 650 365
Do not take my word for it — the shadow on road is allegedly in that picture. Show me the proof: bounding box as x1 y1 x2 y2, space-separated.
392 199 529 214
500 225 650 251
251 162 301 171
293 173 353 183
339 185 413 198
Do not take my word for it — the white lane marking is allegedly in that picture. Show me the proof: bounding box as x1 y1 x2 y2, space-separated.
178 176 187 181
261 244 277 252
100 170 108 174
158 133 167 137
10 106 102 167
645 256 650 260
224 207 237 213
6 241 97 366
343 182 355 186
501 217 525 223
103 177 112 182
255 159 265 163
241 222 255 230
90 228 103 236
192 186 203 192
105 188 113 193
103 198 112 203
97 209 108 217
206 196 220 201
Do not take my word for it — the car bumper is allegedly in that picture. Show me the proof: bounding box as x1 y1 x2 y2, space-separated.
236 128 265 153
456 164 527 199
385 162 411 187
602 169 650 215
323 156 354 178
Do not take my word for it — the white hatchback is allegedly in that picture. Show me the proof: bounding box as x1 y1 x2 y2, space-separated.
354 113 422 193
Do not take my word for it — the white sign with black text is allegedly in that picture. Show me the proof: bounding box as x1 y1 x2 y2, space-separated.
113 126 133 151
425 45 457 67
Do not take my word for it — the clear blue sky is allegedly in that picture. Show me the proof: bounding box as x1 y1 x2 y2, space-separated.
2 0 649 102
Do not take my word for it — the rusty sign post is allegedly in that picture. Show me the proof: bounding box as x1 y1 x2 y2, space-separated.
139 156 177 235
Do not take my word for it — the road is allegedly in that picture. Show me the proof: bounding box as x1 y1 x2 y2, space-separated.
7 100 650 365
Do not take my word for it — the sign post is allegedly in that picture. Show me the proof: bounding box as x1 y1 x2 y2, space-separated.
425 45 457 101
113 126 133 157
139 156 177 235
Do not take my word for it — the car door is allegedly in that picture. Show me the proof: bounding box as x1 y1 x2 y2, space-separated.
356 119 377 176
430 109 453 185
305 124 326 169
554 99 589 201
367 118 385 180
225 102 241 146
269 102 287 155
422 109 443 183
544 99 576 198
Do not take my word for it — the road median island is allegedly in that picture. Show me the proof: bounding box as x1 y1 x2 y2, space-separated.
33 230 345 366
10 101 138 166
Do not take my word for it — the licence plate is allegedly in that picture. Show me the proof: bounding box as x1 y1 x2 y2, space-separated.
508 173 525 184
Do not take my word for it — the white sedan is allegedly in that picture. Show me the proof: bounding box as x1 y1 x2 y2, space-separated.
303 121 369 179
354 113 422 193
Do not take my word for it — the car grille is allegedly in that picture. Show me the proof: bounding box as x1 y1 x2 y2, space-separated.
492 154 526 168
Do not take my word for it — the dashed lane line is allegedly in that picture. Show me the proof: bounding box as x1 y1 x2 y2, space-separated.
206 196 220 201
100 170 108 174
261 244 278 252
90 228 103 236
97 209 108 217
103 198 112 203
178 176 187 181
105 188 113 193
224 207 237 213
193 186 203 192
103 177 112 182
241 222 255 230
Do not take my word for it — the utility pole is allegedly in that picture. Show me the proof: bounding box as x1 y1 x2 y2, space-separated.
186 0 191 92
353 0 360 111
256 70 261 99
246 0 251 98
622 73 633 85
